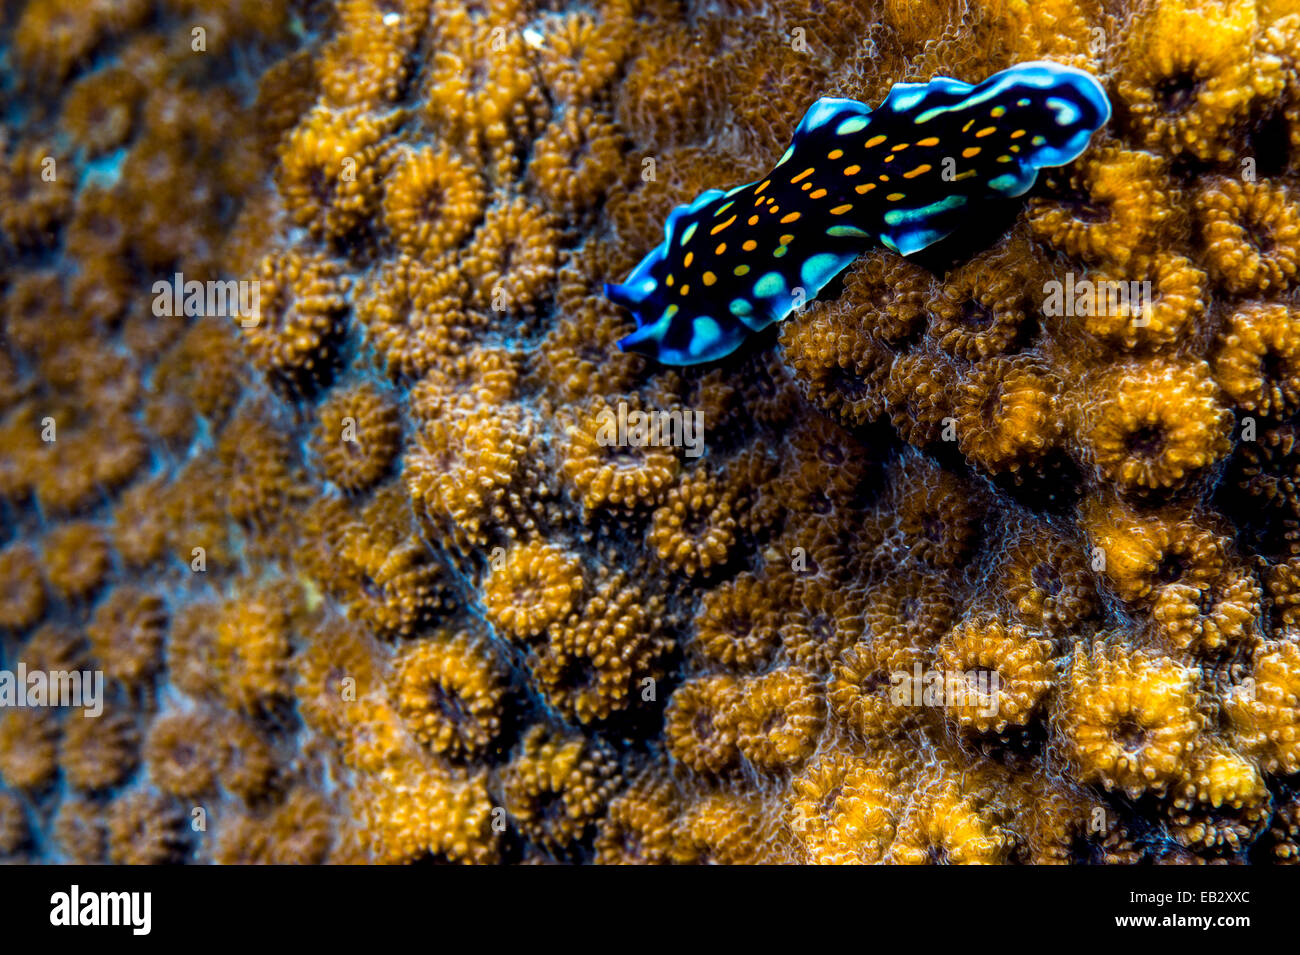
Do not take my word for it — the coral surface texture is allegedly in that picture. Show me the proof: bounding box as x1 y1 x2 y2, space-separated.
2 0 1300 865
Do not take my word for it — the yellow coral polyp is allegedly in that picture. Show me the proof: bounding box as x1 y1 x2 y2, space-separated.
936 616 1055 735
106 792 188 865
560 395 681 514
460 195 560 312
317 0 429 108
482 540 584 640
339 697 408 772
0 708 58 790
664 673 741 774
1213 301 1300 418
891 453 983 567
411 346 519 418
406 403 542 548
779 298 892 428
671 792 774 865
1077 359 1232 492
692 571 786 672
1027 145 1182 270
786 753 900 864
355 255 472 380
310 381 402 492
1267 559 1300 628
535 9 629 105
734 666 825 772
1226 638 1300 775
422 14 546 155
382 144 485 260
1151 564 1262 656
59 66 141 155
41 521 110 602
86 586 166 686
503 725 620 850
213 582 296 714
144 711 223 798
647 468 737 578
334 505 453 639
0 544 47 631
1166 741 1273 852
1080 254 1206 351
1197 177 1300 294
1117 0 1276 162
357 758 499 864
926 236 1040 360
12 0 147 86
594 770 678 865
1059 643 1205 798
1080 495 1230 602
888 772 1015 865
276 104 401 241
531 571 668 724
996 521 1099 635
59 705 139 791
241 249 351 386
882 350 957 448
529 106 625 213
0 142 75 249
392 631 505 758
953 354 1060 474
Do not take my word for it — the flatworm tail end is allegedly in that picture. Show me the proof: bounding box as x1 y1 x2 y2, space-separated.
608 61 1110 365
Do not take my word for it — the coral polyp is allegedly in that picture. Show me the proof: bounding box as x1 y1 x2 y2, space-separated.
1059 643 1206 799
392 631 506 758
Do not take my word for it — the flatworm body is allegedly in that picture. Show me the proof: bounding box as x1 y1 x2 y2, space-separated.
604 61 1111 365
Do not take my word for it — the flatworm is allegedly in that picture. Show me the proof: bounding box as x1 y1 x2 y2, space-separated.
604 61 1111 365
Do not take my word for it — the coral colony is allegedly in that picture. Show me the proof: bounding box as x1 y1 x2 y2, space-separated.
1 0 1299 867
606 62 1110 364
